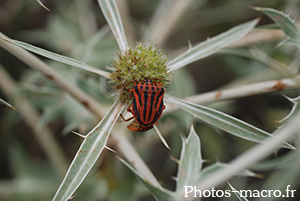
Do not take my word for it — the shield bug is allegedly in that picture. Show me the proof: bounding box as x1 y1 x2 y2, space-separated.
121 79 166 132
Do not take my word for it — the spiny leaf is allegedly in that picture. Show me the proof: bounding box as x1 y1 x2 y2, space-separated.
0 36 111 78
176 125 203 194
166 18 259 72
97 0 129 54
165 94 294 149
0 98 17 111
52 100 126 201
253 7 300 48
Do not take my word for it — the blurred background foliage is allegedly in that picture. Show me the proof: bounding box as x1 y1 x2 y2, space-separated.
1 0 300 200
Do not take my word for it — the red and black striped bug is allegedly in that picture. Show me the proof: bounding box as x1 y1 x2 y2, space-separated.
121 79 166 132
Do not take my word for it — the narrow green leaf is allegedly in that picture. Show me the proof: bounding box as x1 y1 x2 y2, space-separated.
165 94 294 149
228 182 249 201
176 125 203 193
97 0 129 54
35 0 50 12
0 36 111 78
118 157 177 201
253 7 300 48
167 18 259 72
0 98 17 111
198 162 261 181
52 100 126 201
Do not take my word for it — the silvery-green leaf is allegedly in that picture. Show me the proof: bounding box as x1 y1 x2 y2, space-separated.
176 125 203 194
166 18 259 72
0 98 16 111
198 162 260 181
0 36 111 78
52 100 126 201
228 182 249 201
165 94 294 149
253 7 300 48
118 157 177 201
97 0 129 54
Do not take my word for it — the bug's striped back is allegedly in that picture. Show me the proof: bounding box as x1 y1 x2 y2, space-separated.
131 80 165 127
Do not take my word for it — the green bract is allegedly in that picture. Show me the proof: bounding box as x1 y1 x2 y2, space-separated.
110 43 170 102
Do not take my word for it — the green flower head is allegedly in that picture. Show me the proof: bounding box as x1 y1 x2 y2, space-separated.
110 42 170 102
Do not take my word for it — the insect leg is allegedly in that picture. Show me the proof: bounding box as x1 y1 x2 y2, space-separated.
120 114 135 122
120 103 135 122
127 104 133 113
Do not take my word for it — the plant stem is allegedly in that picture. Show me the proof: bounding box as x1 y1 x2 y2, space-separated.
0 64 68 177
165 76 300 114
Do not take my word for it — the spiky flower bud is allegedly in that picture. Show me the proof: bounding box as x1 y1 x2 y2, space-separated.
110 42 170 102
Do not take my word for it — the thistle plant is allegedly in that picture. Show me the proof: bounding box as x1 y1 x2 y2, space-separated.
1 1 300 201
